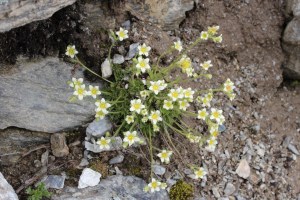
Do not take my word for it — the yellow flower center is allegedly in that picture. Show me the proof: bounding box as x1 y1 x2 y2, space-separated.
172 92 179 98
68 48 75 55
140 61 146 68
152 84 159 91
151 113 159 120
141 47 147 53
100 140 108 146
196 170 204 177
100 102 107 109
211 130 219 137
161 152 168 159
127 134 135 141
77 88 84 95
208 139 215 145
181 59 191 70
151 182 158 188
166 102 172 107
212 112 219 118
208 27 218 35
91 88 98 95
226 85 232 91
133 103 141 110
200 111 206 117
119 31 126 38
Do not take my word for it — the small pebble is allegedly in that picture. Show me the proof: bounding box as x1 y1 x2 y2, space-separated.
236 159 251 179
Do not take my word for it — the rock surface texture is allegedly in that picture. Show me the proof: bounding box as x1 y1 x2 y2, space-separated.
53 175 168 200
125 0 194 30
0 57 99 133
283 0 300 79
0 0 76 32
0 172 18 200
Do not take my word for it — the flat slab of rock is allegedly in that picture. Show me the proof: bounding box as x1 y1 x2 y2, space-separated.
78 168 101 189
0 172 19 200
86 118 112 138
0 57 100 133
41 175 65 189
52 175 169 200
0 0 76 32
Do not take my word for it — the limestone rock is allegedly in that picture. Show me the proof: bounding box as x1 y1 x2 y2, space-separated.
236 159 251 179
41 175 65 189
101 58 112 78
125 0 194 30
78 168 101 189
52 175 169 200
0 0 76 32
51 133 69 157
286 0 300 17
0 172 18 200
84 137 123 153
0 57 99 132
86 118 112 138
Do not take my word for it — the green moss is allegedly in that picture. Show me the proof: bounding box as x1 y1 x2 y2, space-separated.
89 160 109 178
122 155 143 177
170 180 194 200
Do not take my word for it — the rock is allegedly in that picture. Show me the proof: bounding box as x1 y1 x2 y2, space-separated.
78 168 101 189
283 18 300 80
249 173 261 185
52 175 169 200
0 57 99 133
101 58 112 78
79 158 89 167
0 172 18 200
288 143 300 155
41 150 49 166
212 187 221 198
236 159 251 179
122 20 131 30
218 124 226 132
125 0 194 30
286 0 300 16
113 54 125 64
41 175 65 189
85 137 123 153
109 154 125 165
0 128 50 165
224 183 236 196
51 133 69 157
153 164 166 175
0 0 76 32
86 118 112 138
125 43 139 60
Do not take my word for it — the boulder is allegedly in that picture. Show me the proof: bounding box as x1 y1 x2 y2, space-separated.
52 175 169 200
0 57 100 132
0 0 76 32
0 172 18 200
125 0 194 30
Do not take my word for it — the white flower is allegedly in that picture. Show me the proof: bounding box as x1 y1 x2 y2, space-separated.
140 90 149 98
168 88 183 101
141 109 148 116
149 110 162 124
142 116 148 123
116 27 128 41
65 45 78 58
138 43 151 56
223 78 235 93
193 167 207 179
205 137 218 152
210 108 224 124
201 97 211 107
130 99 145 114
158 80 168 91
183 88 194 101
197 108 208 120
163 100 173 110
201 60 212 71
125 115 134 124
97 137 111 150
87 85 101 99
123 131 140 146
149 80 165 95
136 57 151 73
95 110 106 119
148 178 162 193
69 77 83 88
174 40 183 52
95 98 111 113
213 34 223 43
200 31 209 40
157 150 172 164
179 100 190 111
73 84 87 100
210 128 219 138
153 124 160 132
208 26 220 36
178 55 193 74
228 92 236 101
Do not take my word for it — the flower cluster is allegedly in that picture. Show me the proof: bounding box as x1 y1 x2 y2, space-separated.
66 25 235 193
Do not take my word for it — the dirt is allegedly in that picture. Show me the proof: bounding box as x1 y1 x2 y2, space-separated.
1 0 300 199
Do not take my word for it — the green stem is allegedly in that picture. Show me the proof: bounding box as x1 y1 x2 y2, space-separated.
149 128 154 177
74 57 113 84
113 120 126 137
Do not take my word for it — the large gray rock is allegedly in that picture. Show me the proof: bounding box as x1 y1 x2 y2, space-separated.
0 57 100 133
0 172 19 200
286 0 300 17
125 0 194 30
52 175 169 200
0 0 76 32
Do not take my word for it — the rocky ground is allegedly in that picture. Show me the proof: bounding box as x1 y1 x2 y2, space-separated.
0 0 300 200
